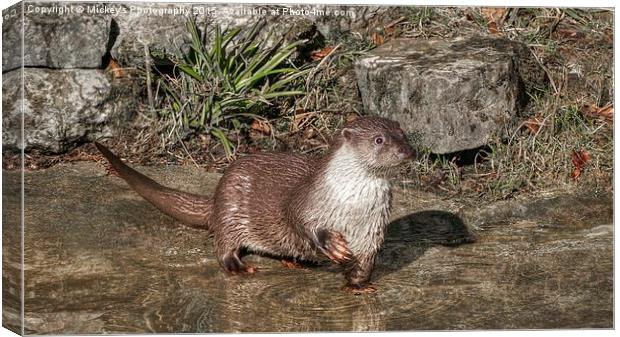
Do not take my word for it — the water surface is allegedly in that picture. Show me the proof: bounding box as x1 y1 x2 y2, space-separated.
2 162 612 333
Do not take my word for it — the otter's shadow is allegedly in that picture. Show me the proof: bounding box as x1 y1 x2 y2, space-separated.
373 210 475 280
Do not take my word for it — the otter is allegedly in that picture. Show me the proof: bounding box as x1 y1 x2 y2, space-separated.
95 116 414 293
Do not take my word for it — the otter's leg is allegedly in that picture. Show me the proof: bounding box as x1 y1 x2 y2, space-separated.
217 246 257 275
343 252 378 294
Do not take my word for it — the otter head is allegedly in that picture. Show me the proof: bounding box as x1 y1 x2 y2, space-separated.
339 117 415 170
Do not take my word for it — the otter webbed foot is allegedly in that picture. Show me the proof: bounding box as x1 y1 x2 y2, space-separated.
316 229 353 264
343 283 378 295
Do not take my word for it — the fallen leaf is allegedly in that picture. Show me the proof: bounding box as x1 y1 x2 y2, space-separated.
481 8 508 22
481 8 507 34
310 46 334 61
570 150 590 180
596 105 614 121
250 119 271 135
106 58 125 78
368 19 402 47
523 116 544 134
371 31 385 46
571 150 590 168
581 103 613 122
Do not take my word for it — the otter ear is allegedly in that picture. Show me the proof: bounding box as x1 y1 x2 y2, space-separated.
341 128 354 140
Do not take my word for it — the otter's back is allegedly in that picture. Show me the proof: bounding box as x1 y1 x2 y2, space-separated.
211 152 318 256
219 152 316 197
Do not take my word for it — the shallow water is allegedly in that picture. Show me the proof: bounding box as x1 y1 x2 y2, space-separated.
2 162 613 333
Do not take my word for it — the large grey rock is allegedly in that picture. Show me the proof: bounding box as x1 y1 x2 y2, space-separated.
2 6 111 71
307 5 397 38
107 2 198 67
108 3 315 67
2 69 136 153
355 36 542 154
2 2 398 70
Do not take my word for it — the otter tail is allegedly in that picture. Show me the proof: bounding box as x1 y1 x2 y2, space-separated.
95 142 212 229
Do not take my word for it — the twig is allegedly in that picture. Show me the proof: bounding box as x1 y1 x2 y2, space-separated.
386 16 406 28
143 42 155 114
529 46 558 95
548 9 566 38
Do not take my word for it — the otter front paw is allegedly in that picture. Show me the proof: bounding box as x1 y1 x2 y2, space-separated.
316 229 353 264
221 254 257 275
281 259 305 269
343 283 378 295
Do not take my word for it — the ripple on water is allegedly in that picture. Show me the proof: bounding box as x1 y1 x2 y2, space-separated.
181 265 392 332
376 271 471 330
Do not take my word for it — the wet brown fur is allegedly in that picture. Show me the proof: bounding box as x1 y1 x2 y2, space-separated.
96 117 414 292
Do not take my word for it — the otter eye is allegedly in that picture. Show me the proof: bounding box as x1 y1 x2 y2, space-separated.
374 136 384 145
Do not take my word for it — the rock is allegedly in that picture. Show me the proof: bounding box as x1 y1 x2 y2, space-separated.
2 69 137 153
108 3 397 67
1 3 395 70
108 3 317 67
2 7 111 71
306 5 398 39
355 36 543 154
105 3 193 67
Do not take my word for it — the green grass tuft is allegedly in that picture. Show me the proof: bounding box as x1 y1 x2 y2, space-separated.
153 18 310 159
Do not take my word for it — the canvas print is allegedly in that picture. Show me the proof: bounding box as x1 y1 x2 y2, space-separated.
1 1 613 334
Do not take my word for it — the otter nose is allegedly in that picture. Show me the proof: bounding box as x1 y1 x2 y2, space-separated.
399 144 416 160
